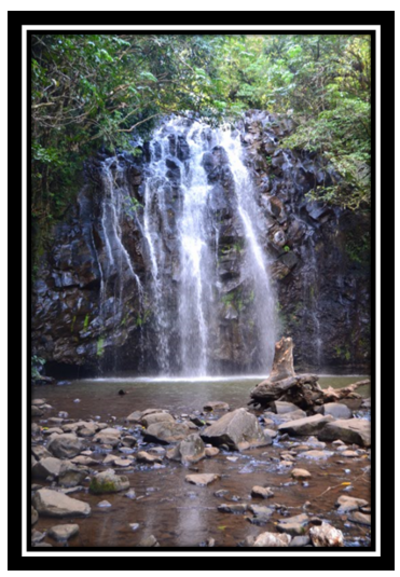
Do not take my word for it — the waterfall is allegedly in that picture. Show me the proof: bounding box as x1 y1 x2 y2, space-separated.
140 118 276 376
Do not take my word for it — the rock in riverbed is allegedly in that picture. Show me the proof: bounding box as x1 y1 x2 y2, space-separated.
318 418 371 447
278 414 334 436
47 434 83 459
309 522 344 547
200 408 268 451
166 434 206 464
185 473 219 486
48 524 79 541
89 469 130 494
33 489 91 517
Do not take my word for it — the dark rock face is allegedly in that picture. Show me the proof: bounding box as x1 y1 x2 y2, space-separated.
31 111 370 375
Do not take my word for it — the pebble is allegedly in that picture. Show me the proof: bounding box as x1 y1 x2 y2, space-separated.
97 500 112 508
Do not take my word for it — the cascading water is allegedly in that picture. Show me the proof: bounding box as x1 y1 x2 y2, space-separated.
140 118 276 376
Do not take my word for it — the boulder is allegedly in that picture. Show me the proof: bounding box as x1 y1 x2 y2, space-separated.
335 495 369 513
251 486 274 499
141 412 175 428
32 457 63 480
347 511 371 526
58 462 88 487
276 513 309 536
136 451 163 465
203 401 230 412
32 489 90 517
48 524 79 541
185 473 219 486
166 434 206 464
200 408 268 451
252 532 291 547
47 434 82 459
143 422 191 444
272 401 300 414
318 418 371 447
291 468 312 480
89 469 130 494
322 402 352 420
278 414 334 436
309 522 344 547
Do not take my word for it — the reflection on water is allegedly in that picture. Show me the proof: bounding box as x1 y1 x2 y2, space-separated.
31 374 371 548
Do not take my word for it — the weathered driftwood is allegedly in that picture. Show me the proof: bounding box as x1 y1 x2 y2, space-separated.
268 337 295 383
249 337 370 410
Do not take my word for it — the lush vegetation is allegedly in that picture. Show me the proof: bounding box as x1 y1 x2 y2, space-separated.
31 33 371 230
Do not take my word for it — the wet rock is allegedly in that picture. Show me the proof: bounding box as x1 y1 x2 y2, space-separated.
58 462 88 487
89 469 130 494
252 532 291 547
251 486 274 499
298 450 333 460
139 535 160 547
47 433 83 459
309 522 344 547
143 422 191 444
71 455 99 466
272 401 300 414
31 445 52 461
185 473 219 486
205 447 220 458
200 408 268 451
341 450 359 458
126 411 142 424
347 511 371 526
277 513 309 536
318 418 371 447
48 524 79 541
113 458 133 468
97 500 112 508
137 451 163 465
203 401 230 412
218 503 248 514
31 530 45 544
141 412 175 428
32 457 63 480
31 506 39 525
321 402 352 420
291 468 312 480
166 434 206 464
290 535 311 547
248 504 274 522
335 495 368 513
121 436 137 447
278 414 334 437
32 488 91 517
125 489 136 500
31 405 43 417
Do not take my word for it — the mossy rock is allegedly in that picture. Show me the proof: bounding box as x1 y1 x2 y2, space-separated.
89 469 129 494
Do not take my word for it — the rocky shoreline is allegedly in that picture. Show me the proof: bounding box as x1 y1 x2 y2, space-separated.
31 373 371 548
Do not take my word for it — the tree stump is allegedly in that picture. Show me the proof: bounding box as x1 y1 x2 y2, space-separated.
269 337 295 383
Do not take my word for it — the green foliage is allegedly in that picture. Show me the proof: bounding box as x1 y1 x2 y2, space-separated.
31 32 371 237
96 336 105 357
31 355 46 379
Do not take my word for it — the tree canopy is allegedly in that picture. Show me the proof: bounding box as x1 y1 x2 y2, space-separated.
31 33 371 227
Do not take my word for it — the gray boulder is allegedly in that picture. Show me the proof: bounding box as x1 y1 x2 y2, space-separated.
143 422 191 444
48 524 79 541
278 414 334 436
318 418 371 447
200 408 268 451
166 434 206 464
32 489 90 517
47 434 82 459
89 469 130 494
321 402 352 419
32 457 63 480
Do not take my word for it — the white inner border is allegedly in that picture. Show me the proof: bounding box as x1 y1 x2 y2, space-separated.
22 23 381 558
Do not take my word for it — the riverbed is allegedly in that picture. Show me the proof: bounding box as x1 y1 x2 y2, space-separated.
31 375 371 548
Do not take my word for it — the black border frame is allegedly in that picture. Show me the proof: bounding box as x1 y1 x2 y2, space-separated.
10 10 394 571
